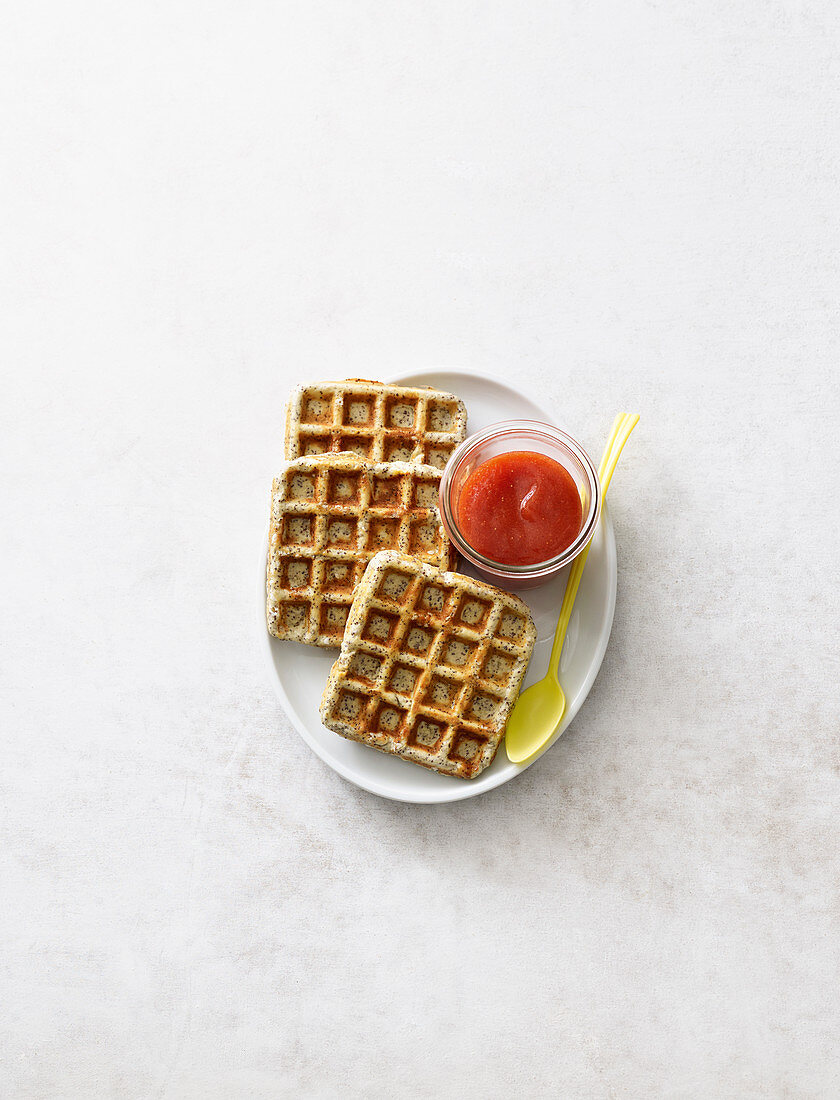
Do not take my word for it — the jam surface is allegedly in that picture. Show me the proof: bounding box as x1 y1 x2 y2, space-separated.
456 450 583 566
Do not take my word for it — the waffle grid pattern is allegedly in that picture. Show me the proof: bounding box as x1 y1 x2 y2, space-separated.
267 456 453 647
284 381 468 470
321 552 537 779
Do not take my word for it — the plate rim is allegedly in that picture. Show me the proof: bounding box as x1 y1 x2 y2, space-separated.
259 367 617 804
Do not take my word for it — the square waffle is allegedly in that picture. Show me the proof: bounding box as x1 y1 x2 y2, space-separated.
320 551 537 779
284 379 468 470
266 455 454 647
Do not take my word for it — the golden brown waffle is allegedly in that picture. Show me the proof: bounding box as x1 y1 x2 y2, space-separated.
320 551 537 779
284 380 468 469
266 455 454 647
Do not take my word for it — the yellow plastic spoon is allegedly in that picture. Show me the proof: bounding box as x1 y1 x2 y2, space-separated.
505 412 640 764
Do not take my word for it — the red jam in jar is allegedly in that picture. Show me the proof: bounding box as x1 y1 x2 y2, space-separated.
456 451 583 566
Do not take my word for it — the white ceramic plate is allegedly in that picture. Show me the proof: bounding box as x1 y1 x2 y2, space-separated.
260 368 617 803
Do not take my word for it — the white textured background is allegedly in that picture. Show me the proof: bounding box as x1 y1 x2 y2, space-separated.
2 2 839 1097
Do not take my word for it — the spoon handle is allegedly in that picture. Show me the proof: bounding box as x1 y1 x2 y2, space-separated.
547 413 640 678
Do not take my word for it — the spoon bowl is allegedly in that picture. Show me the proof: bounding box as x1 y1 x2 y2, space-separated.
511 673 567 742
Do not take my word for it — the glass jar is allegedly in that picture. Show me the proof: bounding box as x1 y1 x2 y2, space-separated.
439 420 601 589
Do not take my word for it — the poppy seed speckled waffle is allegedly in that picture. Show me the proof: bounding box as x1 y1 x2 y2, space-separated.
320 551 537 779
266 454 455 647
284 380 468 469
